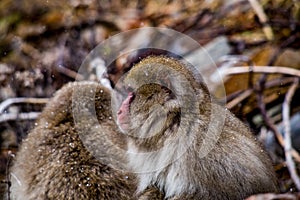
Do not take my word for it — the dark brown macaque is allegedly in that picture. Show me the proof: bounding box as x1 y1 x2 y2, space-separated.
116 56 279 200
10 81 163 200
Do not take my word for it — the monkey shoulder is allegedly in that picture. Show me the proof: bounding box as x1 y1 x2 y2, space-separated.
10 81 138 200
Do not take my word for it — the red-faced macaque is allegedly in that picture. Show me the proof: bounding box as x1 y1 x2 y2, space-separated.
10 81 163 200
116 56 279 200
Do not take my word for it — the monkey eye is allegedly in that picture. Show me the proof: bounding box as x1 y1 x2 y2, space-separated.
146 94 154 101
164 88 175 101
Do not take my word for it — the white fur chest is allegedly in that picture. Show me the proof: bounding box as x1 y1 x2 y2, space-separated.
127 140 195 198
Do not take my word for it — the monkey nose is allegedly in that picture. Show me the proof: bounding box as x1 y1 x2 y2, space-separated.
118 92 134 117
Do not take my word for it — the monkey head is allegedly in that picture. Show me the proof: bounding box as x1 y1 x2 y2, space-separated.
114 56 211 152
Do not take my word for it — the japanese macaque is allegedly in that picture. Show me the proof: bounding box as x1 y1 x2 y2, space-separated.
116 56 279 200
9 81 163 200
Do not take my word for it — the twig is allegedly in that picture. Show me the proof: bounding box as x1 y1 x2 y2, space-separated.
0 112 41 123
180 9 212 33
256 35 298 94
248 0 274 40
218 55 255 89
0 97 48 114
283 78 300 190
224 66 300 77
246 192 299 200
226 89 253 109
55 33 84 81
56 65 84 81
255 82 300 162
226 77 297 109
5 151 15 200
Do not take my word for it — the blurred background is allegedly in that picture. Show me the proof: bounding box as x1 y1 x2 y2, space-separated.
0 0 300 199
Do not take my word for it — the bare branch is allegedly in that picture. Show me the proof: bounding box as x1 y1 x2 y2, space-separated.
248 0 274 40
226 89 253 109
246 192 299 200
0 97 48 114
255 82 300 162
226 77 296 109
224 66 300 77
5 151 15 200
283 78 300 190
56 65 84 81
0 112 40 123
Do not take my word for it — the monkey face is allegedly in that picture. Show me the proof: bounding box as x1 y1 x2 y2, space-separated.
117 91 135 132
117 83 178 137
115 56 201 146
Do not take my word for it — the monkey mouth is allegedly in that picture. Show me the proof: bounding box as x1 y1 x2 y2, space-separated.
117 92 135 132
118 92 135 113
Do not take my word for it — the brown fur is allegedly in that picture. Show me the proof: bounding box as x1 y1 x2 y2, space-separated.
118 56 279 200
10 81 163 200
